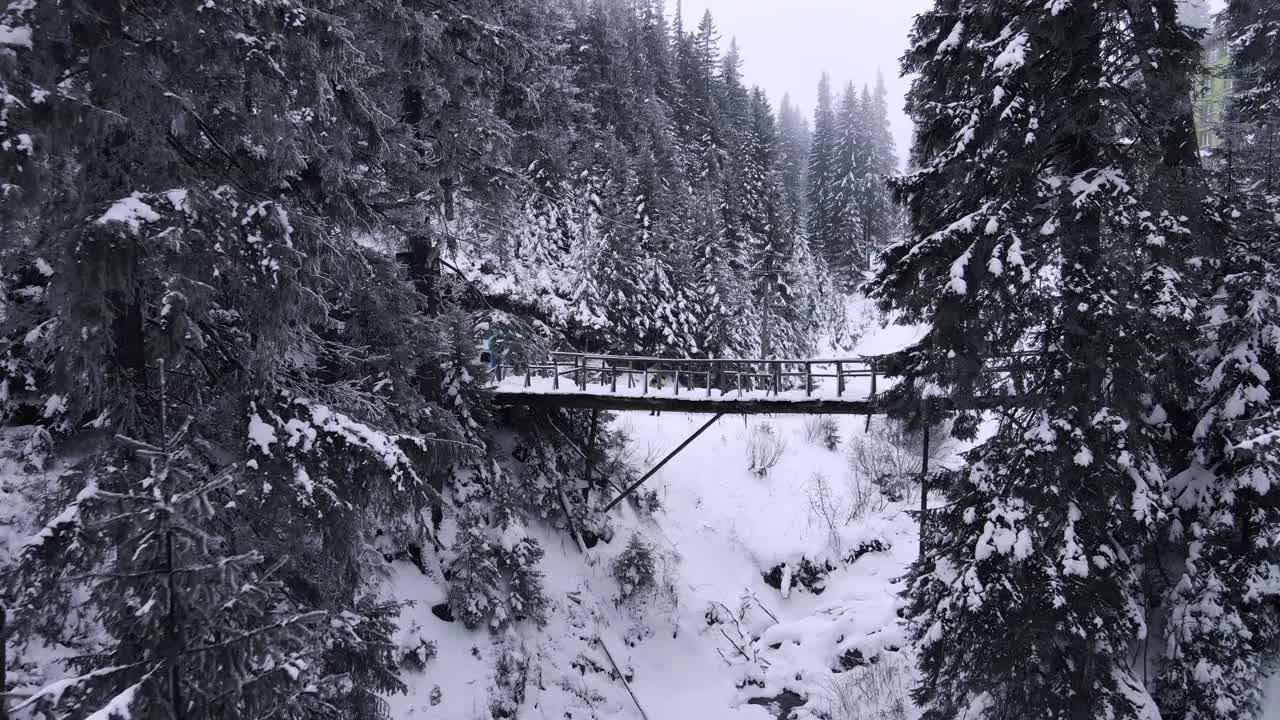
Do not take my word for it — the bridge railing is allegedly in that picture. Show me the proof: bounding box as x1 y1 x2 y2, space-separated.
495 350 1042 401
498 352 889 398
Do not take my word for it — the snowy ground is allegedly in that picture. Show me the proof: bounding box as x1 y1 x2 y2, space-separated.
384 410 931 720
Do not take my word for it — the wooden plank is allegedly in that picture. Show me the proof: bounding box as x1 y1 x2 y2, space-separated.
493 390 1025 415
496 393 881 415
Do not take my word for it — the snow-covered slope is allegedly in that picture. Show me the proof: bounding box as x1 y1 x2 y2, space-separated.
384 409 929 719
383 300 934 718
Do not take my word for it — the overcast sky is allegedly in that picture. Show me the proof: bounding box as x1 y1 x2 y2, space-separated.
668 0 1226 171
667 0 933 169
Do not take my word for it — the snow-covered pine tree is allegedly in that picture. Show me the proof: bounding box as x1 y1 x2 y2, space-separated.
778 94 812 230
0 1 530 715
1160 199 1280 720
806 74 840 281
1223 0 1280 127
828 82 868 284
872 1 1204 717
742 89 792 359
17 367 415 719
1157 1 1280 716
852 75 900 275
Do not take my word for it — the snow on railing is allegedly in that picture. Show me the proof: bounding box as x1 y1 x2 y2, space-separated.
492 351 1039 402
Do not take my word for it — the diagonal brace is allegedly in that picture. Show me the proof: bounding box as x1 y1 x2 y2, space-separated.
603 413 724 512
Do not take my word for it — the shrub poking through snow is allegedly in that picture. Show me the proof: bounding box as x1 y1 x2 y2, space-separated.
612 533 657 600
812 651 912 720
747 422 786 477
847 419 952 502
802 415 841 451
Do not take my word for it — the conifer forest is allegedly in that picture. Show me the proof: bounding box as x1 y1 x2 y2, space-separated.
1 0 1279 719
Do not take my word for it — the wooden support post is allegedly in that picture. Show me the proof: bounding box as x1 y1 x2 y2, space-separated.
674 366 680 396
708 361 715 397
524 366 532 388
643 365 649 395
553 357 560 390
583 409 600 493
804 361 812 397
772 361 780 396
866 360 877 432
736 367 743 397
836 361 845 397
604 414 724 512
919 402 930 559
611 362 618 393
1 605 6 720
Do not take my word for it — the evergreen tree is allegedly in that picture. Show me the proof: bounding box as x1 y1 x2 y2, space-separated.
777 94 812 230
871 1 1204 718
1224 0 1280 125
0 1 530 715
828 82 867 283
853 74 900 274
807 73 839 275
1156 2 1280 716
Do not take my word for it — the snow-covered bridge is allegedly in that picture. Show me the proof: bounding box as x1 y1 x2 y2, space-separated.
491 351 1031 415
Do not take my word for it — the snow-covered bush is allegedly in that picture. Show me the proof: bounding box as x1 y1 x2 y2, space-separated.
747 423 787 477
803 415 841 451
806 471 888 556
847 420 950 502
489 640 533 719
612 533 658 600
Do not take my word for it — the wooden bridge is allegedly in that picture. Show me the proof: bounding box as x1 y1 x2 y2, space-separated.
492 351 1030 415
491 350 1033 524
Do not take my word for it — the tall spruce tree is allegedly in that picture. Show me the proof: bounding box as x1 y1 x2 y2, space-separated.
807 74 838 271
0 0 537 715
1157 2 1280 717
871 1 1204 718
852 74 900 274
828 82 866 283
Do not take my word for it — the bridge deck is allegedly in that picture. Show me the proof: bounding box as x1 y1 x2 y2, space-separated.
491 352 1032 415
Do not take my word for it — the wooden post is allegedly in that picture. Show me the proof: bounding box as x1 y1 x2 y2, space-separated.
919 402 930 559
611 361 618 393
643 365 649 395
708 361 715 397
524 365 532 388
584 409 600 495
773 361 781 396
736 367 743 397
1 605 7 720
674 365 680 396
553 357 560 390
866 360 877 432
836 361 845 397
804 361 812 397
